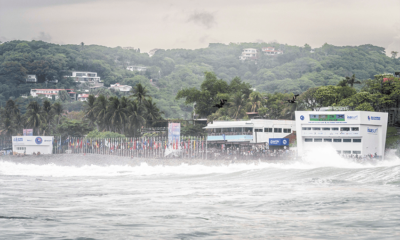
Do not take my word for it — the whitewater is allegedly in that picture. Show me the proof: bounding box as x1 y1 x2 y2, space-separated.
0 153 399 239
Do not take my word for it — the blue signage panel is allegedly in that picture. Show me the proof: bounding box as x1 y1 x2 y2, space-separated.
269 138 289 146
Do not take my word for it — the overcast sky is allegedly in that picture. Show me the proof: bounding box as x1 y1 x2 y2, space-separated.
0 0 399 55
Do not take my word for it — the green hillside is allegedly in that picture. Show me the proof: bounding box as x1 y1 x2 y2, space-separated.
0 40 398 118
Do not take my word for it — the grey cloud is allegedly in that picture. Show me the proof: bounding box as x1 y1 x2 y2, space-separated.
199 35 209 43
33 32 52 42
0 36 10 43
187 11 216 29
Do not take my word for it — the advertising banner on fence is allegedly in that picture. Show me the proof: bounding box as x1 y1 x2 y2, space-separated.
23 129 33 136
168 123 180 149
269 138 289 146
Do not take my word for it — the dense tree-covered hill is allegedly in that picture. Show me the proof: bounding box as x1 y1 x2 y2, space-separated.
0 40 398 118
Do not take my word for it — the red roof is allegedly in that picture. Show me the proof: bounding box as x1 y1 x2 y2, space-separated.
78 94 90 98
36 93 58 95
31 89 74 91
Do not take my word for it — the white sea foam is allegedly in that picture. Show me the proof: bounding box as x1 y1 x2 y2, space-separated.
0 151 399 178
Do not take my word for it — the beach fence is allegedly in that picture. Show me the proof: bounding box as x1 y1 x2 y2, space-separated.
60 136 208 159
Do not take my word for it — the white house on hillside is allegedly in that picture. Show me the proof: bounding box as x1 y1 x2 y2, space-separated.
26 75 38 83
109 83 132 92
30 89 76 101
262 47 283 55
65 71 102 84
239 48 258 61
126 66 147 72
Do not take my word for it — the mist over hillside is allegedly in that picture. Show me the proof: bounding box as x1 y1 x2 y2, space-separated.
0 40 398 118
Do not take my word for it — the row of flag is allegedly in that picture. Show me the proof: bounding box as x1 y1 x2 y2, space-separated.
64 137 206 150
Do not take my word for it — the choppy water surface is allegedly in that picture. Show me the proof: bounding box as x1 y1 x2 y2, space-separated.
0 155 399 239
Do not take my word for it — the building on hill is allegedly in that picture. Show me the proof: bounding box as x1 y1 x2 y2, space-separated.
65 71 102 84
126 66 147 72
26 75 38 83
109 83 132 92
77 94 90 101
261 47 283 55
30 89 76 101
239 48 258 61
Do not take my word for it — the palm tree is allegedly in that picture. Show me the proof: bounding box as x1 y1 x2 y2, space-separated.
25 101 45 135
84 95 97 127
105 97 128 133
229 92 246 119
127 100 146 137
5 99 20 117
130 83 149 105
144 98 163 127
345 74 361 88
41 100 53 135
248 91 263 112
93 95 108 131
52 102 64 125
58 90 70 102
1 118 17 136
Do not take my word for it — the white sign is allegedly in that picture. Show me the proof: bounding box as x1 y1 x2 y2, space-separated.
12 136 53 146
367 127 378 135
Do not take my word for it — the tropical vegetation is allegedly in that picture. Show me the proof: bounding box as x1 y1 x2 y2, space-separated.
0 40 399 118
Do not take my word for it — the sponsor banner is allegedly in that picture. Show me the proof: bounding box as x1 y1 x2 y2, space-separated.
23 129 33 136
12 136 53 146
309 114 345 122
269 138 289 146
347 115 358 120
368 116 380 121
168 123 180 147
367 127 378 134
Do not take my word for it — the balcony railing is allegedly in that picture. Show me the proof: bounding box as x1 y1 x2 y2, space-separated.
207 132 253 136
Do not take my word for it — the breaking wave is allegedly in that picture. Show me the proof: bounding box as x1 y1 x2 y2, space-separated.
0 153 399 185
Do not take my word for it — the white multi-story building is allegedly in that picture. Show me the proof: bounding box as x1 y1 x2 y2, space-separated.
30 89 76 101
239 48 258 61
262 47 283 55
204 119 296 146
109 83 132 92
126 66 147 72
26 75 38 83
66 71 101 83
295 111 388 158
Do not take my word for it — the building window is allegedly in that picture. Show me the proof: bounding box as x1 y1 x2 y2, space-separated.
274 128 282 133
244 127 253 133
283 128 291 133
333 139 342 142
343 151 351 154
332 127 339 131
343 139 351 143
312 127 321 130
322 128 330 131
341 127 350 131
264 128 273 132
255 129 263 132
324 139 332 142
314 138 322 142
337 150 341 154
234 128 242 133
305 138 313 142
351 127 359 131
353 151 361 154
353 139 362 143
